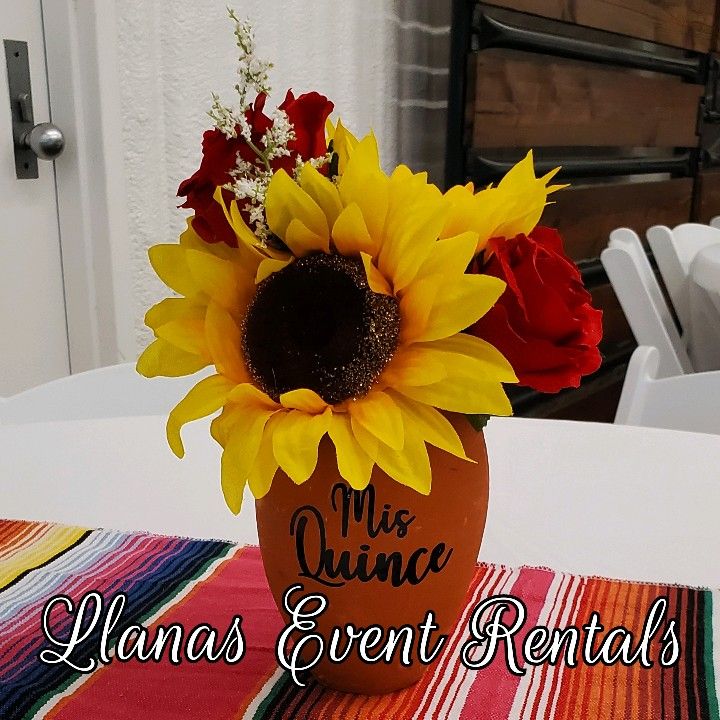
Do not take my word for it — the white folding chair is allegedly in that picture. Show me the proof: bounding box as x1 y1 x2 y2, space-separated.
0 363 210 424
646 223 720 334
601 228 692 377
615 346 720 434
687 244 720 371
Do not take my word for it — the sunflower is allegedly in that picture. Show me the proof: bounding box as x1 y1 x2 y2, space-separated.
138 133 521 513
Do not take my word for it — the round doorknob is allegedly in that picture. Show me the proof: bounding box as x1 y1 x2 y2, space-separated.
22 122 65 160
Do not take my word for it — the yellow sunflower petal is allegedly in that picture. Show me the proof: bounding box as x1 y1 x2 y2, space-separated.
209 386 276 443
265 169 329 249
440 183 485 241
416 231 479 282
350 416 379 461
272 409 330 484
148 245 197 297
360 252 392 296
154 306 208 357
221 407 277 514
220 463 247 516
378 181 447 292
185 249 251 312
479 151 567 246
145 298 198 332
379 345 447 387
228 382 280 410
166 374 235 458
247 414 282 499
136 338 209 378
216 385 280 509
299 163 343 229
396 377 512 416
348 391 404 452
388 391 473 462
332 203 374 256
279 388 329 414
327 118 359 175
180 219 213 253
226 195 262 249
398 276 439 344
419 333 517 383
210 405 238 446
408 274 506 343
212 187 274 264
375 424 431 494
204 302 249 384
328 413 374 490
256 257 293 284
338 133 388 245
285 218 330 256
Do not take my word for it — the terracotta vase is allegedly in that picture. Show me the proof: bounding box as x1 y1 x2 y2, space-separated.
255 415 489 695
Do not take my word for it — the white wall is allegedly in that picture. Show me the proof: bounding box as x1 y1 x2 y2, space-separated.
115 0 399 352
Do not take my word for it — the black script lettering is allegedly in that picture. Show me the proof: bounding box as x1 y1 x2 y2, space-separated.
290 484 453 588
331 483 415 539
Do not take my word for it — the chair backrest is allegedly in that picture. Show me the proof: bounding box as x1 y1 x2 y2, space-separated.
616 346 720 434
646 225 692 333
668 223 720 271
710 216 720 230
0 363 209 424
691 242 720 294
686 244 720 372
601 228 692 377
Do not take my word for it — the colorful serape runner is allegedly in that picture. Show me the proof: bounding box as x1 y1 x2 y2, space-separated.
0 519 717 719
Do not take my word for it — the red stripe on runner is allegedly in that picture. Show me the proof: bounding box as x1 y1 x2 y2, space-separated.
459 567 555 719
48 547 284 720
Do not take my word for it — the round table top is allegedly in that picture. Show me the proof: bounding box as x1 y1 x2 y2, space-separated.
1 415 718 587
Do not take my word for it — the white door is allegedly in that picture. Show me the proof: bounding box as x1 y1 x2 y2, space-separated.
0 0 69 396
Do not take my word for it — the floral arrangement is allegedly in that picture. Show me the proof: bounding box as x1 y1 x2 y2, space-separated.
137 13 602 513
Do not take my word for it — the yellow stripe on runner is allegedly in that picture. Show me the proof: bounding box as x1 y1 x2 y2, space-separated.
0 524 89 589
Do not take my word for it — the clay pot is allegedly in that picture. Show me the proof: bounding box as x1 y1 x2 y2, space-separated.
255 415 489 695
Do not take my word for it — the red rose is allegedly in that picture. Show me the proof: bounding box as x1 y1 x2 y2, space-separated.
280 90 333 161
177 90 333 246
472 226 603 393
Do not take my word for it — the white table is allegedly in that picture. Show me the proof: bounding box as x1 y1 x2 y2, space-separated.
688 243 720 371
1 416 718 587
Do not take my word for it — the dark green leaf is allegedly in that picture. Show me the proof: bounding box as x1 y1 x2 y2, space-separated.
466 413 490 432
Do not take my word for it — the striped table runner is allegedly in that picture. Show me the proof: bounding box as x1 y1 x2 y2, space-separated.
0 519 717 719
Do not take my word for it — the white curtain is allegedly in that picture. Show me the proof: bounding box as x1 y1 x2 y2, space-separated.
393 0 451 185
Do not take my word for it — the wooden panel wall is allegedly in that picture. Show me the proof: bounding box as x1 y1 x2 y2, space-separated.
483 0 716 51
540 179 693 359
696 170 720 222
458 0 720 421
473 50 702 149
541 179 695 261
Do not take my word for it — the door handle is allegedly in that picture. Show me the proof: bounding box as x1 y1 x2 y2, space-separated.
15 92 65 160
4 39 65 179
20 121 65 160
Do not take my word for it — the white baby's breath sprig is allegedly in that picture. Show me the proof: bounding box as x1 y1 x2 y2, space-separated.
223 156 275 246
293 152 333 180
228 7 272 110
208 10 306 245
208 9 274 142
262 109 295 161
208 93 239 139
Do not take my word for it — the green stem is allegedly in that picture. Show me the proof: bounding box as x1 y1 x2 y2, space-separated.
246 138 272 173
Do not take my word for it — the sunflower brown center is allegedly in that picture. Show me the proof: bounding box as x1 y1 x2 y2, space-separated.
242 253 400 404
